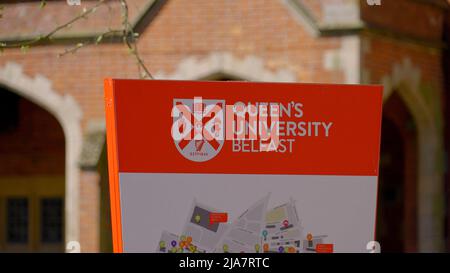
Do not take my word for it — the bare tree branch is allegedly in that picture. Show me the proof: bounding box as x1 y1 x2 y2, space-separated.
57 29 122 58
0 0 106 49
119 0 153 79
0 0 153 79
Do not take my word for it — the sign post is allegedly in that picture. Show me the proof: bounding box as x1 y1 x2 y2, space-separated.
104 79 383 253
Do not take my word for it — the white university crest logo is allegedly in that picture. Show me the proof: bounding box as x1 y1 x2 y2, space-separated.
172 97 225 162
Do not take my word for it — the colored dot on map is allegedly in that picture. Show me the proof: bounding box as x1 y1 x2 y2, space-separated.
195 215 201 223
171 240 177 247
278 246 284 253
255 244 260 252
263 244 269 252
307 233 313 241
283 220 289 227
223 244 229 252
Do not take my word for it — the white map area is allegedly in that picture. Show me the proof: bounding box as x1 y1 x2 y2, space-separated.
263 199 303 253
181 200 228 252
120 173 377 253
214 195 269 253
157 195 325 253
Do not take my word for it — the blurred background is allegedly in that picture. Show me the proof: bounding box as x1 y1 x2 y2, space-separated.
0 0 449 252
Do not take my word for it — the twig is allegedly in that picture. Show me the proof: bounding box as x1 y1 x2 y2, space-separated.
119 0 153 79
0 0 154 79
0 0 106 49
57 29 122 58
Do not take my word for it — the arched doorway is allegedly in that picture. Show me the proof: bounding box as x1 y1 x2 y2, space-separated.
0 86 65 252
377 92 418 252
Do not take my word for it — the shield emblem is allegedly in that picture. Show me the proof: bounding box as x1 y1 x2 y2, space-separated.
172 98 225 162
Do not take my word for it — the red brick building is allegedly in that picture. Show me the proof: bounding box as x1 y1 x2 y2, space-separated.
0 0 449 252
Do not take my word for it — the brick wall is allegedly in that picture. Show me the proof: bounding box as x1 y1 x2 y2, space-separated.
361 0 444 87
0 1 349 252
444 9 450 252
0 0 348 131
79 170 100 253
361 0 445 42
137 0 345 82
361 0 447 252
0 90 65 175
0 0 447 252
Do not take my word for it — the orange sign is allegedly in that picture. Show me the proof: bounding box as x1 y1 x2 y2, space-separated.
104 79 383 253
316 244 334 253
209 213 228 225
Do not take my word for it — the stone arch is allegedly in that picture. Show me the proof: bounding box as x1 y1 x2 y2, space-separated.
382 58 445 252
0 62 83 250
154 52 297 82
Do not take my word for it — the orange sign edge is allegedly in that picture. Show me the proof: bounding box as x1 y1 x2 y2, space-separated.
104 78 124 253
